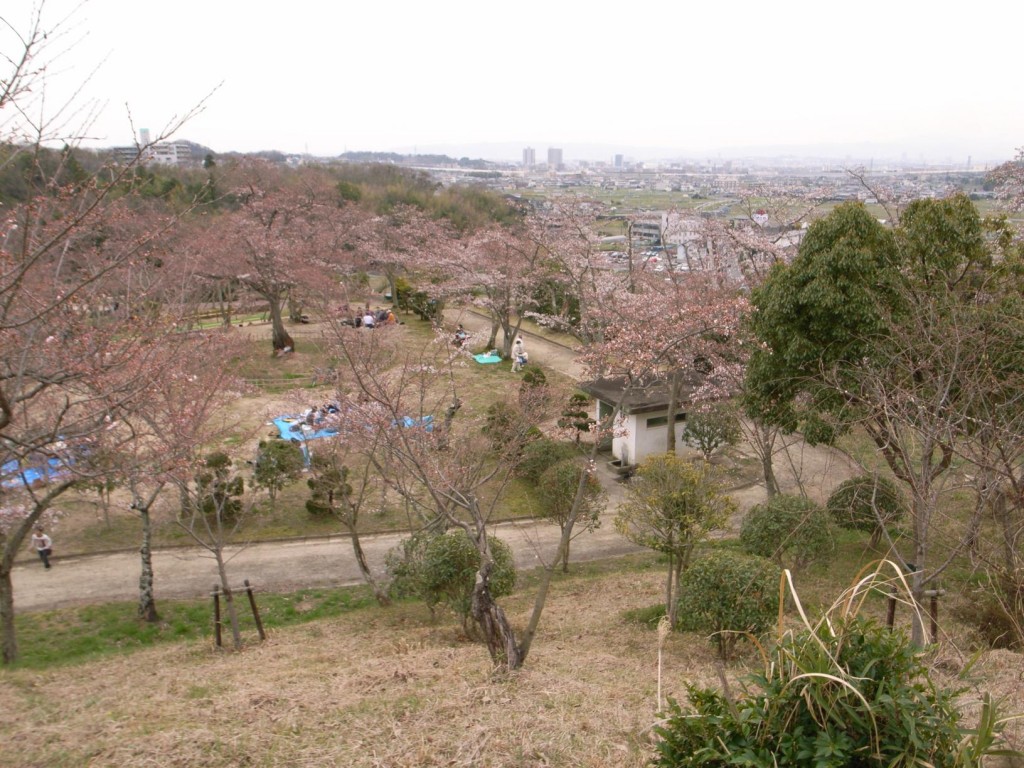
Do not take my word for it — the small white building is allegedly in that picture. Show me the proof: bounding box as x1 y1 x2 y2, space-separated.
580 376 697 469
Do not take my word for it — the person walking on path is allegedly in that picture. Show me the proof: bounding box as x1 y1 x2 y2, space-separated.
31 527 53 569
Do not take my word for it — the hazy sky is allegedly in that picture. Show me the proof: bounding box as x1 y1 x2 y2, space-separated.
9 0 1023 163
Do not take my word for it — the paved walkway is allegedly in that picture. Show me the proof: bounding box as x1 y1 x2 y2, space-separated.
13 491 641 612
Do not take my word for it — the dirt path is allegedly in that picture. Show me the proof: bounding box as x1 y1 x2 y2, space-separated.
11 316 860 613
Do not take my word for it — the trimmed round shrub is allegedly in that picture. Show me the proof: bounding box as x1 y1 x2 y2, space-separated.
517 438 580 484
386 531 516 624
676 551 781 659
740 494 835 572
827 474 907 546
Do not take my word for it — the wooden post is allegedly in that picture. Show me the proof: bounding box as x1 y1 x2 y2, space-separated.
923 589 945 644
244 579 266 642
212 584 222 648
886 588 897 630
930 593 939 643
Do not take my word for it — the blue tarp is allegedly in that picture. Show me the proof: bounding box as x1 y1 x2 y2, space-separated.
272 417 339 443
391 415 434 431
1 457 71 489
473 354 502 365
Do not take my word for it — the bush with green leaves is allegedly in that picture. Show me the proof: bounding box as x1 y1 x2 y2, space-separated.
252 439 306 509
385 531 516 628
826 473 907 546
537 458 604 572
305 454 352 518
739 494 835 572
517 438 580 484
616 454 735 627
653 616 1012 767
675 550 780 659
557 392 594 445
195 451 244 522
682 401 741 461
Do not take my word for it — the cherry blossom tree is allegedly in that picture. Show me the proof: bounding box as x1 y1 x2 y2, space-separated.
437 224 548 356
192 160 358 352
0 3 211 662
988 147 1024 226
95 330 244 622
324 317 611 670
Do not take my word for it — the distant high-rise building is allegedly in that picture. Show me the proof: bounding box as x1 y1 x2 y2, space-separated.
614 154 624 168
523 147 536 167
139 128 151 147
547 147 563 170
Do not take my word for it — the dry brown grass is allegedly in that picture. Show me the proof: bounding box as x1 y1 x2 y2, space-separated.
3 562 1023 768
0 568 671 767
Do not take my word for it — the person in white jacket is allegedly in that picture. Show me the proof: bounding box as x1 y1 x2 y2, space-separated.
31 527 52 569
511 338 528 372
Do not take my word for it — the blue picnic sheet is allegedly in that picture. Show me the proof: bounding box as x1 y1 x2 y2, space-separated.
473 354 502 364
1 457 70 489
392 415 434 431
272 417 339 442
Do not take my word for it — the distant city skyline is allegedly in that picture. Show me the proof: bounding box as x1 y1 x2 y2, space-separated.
10 0 1023 166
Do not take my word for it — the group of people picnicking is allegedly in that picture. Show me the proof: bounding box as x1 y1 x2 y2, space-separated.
292 402 341 430
355 306 397 328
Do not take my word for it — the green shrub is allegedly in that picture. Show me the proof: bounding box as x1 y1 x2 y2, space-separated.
517 438 580 484
305 455 352 518
252 439 305 509
682 402 741 461
653 617 1009 767
195 451 244 522
827 474 907 546
740 494 835 572
676 551 780 659
385 531 516 626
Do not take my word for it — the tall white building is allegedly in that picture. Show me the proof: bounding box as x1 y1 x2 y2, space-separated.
547 147 563 170
522 147 536 167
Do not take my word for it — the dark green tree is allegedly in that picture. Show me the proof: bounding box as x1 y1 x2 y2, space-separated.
744 196 1023 644
253 439 305 510
827 474 908 547
306 448 390 605
197 451 244 523
557 393 594 445
740 494 835 572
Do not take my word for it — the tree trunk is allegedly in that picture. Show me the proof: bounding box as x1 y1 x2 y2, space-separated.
665 551 677 627
0 567 17 665
268 299 294 352
215 553 242 650
0 487 68 664
665 375 681 454
763 451 780 498
351 533 391 606
487 317 499 350
910 491 929 647
562 536 570 574
137 508 159 622
470 560 522 670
